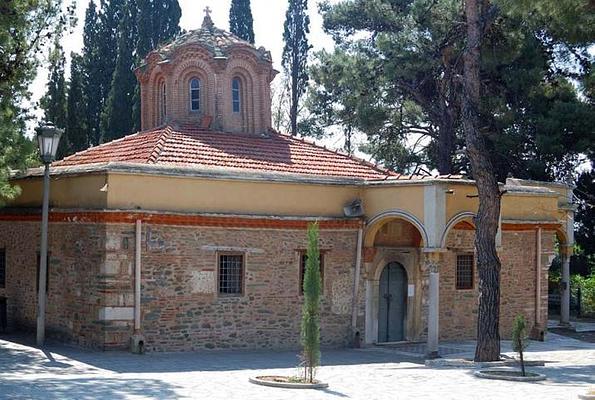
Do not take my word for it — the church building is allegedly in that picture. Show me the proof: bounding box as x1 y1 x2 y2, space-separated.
0 13 575 354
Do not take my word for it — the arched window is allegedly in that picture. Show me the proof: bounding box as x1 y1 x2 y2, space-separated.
190 78 200 111
232 78 241 113
160 81 167 122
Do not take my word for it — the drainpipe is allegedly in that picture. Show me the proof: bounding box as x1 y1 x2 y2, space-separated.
131 220 145 353
351 223 364 345
134 220 142 332
535 227 542 329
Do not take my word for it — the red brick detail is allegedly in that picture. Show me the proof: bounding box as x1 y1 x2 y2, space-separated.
0 211 360 230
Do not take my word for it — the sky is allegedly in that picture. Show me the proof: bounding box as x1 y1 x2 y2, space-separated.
28 0 345 145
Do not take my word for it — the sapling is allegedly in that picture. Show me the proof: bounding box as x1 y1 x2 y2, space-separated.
512 314 529 376
301 222 321 383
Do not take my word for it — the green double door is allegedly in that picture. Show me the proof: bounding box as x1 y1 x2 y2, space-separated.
378 262 408 343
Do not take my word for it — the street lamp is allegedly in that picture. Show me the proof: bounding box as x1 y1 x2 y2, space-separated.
35 122 62 346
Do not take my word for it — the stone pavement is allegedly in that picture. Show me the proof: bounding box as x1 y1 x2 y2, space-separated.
0 333 593 400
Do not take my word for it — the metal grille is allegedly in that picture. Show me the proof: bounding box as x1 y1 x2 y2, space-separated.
300 253 324 294
0 249 5 288
219 254 243 295
456 254 474 290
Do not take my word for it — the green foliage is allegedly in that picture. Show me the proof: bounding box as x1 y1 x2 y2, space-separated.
575 168 595 258
101 2 137 142
229 0 254 44
511 314 529 376
0 0 72 203
82 0 103 146
571 274 595 316
282 0 311 136
40 38 68 158
301 222 321 383
312 0 593 179
66 53 89 153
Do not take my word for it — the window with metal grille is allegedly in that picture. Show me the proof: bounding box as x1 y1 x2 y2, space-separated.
218 254 244 295
36 252 50 294
456 254 474 290
0 249 5 288
299 252 324 294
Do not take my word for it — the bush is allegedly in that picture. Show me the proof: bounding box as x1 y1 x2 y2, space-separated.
571 274 595 316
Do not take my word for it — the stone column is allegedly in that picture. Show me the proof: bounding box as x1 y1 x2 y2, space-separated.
425 252 441 358
560 246 572 327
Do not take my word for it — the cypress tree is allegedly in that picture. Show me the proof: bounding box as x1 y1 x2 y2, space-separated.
301 222 321 383
66 53 89 154
133 0 181 132
40 38 68 158
82 1 102 146
101 2 137 141
282 0 311 136
229 0 255 43
97 0 127 142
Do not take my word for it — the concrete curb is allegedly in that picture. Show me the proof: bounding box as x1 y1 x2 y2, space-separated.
474 369 546 382
249 376 329 389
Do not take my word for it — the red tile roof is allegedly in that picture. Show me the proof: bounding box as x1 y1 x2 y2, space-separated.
53 126 397 181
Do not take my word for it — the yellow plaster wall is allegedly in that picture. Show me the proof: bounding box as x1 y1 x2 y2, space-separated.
8 174 108 209
501 194 559 221
106 173 360 216
445 184 478 222
362 185 425 221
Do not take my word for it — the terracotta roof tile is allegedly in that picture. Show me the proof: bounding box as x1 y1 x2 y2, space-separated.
53 126 396 181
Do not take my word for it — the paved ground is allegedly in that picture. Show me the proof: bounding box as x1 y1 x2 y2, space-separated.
0 333 594 400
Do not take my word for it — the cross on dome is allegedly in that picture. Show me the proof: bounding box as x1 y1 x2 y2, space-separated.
202 5 214 29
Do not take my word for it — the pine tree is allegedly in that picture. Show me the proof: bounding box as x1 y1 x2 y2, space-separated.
82 1 102 146
229 0 255 43
40 38 68 158
101 2 137 142
301 222 321 383
66 53 89 154
282 0 311 136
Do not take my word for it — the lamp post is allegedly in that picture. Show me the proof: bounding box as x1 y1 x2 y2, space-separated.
35 122 62 346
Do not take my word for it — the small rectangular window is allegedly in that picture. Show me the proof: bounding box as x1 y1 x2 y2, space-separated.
299 252 324 294
0 249 5 288
218 254 244 296
36 252 50 294
456 254 474 290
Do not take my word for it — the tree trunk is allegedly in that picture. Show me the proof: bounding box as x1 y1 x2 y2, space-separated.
436 112 456 175
519 348 525 376
462 0 502 362
290 51 299 136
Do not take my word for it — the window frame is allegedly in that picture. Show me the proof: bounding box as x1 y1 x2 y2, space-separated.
455 253 474 290
0 248 5 288
231 78 241 113
189 78 201 112
217 252 245 297
298 250 325 295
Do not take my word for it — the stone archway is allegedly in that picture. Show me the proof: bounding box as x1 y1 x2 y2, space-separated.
363 215 427 344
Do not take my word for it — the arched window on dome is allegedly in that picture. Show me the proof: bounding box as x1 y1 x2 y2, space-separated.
159 81 167 123
232 78 241 113
190 78 201 111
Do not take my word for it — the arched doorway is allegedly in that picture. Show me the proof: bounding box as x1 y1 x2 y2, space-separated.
378 262 408 342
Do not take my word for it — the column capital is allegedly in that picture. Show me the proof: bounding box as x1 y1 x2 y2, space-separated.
560 245 574 258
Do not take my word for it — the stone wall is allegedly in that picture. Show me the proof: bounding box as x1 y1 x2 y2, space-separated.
0 221 106 348
137 224 360 351
440 228 554 340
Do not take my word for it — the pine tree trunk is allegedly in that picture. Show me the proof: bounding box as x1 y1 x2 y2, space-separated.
462 0 502 362
290 57 299 136
437 114 455 175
